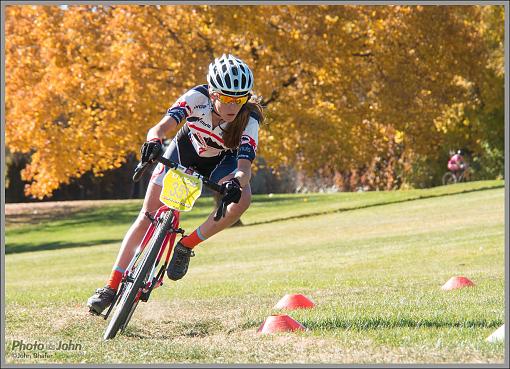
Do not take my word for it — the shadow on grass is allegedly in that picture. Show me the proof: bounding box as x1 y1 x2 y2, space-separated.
7 208 139 232
6 183 503 254
239 316 503 331
5 239 120 254
245 184 505 227
8 202 214 230
6 205 213 255
302 317 504 330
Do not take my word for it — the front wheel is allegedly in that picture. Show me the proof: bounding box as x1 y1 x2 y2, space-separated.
103 211 175 340
442 172 457 186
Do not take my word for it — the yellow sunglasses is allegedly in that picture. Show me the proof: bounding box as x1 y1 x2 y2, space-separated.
215 93 250 105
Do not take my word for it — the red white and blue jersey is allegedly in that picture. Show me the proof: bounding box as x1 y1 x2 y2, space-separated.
165 85 259 162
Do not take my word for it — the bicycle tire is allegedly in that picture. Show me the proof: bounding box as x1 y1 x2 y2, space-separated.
103 211 175 340
442 172 457 186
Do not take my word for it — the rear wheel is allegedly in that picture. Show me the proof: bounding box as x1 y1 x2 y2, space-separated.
103 211 175 340
442 172 457 186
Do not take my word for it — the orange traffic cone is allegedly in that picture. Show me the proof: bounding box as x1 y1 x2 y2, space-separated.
441 276 475 291
257 314 306 334
273 294 315 310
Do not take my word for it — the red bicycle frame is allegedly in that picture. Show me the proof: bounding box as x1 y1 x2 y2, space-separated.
125 205 181 291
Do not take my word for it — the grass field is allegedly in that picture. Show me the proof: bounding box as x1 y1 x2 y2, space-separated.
4 180 506 364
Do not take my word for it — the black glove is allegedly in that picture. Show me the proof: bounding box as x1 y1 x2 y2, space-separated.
214 177 242 221
140 138 163 163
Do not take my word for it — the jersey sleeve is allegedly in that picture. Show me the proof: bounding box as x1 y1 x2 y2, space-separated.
237 111 260 162
165 89 196 125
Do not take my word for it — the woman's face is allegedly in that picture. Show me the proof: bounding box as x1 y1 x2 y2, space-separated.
211 92 248 123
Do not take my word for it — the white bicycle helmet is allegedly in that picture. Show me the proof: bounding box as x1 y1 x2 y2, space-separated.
207 54 254 96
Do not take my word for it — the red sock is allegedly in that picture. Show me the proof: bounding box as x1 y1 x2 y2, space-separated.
107 266 125 291
180 227 207 248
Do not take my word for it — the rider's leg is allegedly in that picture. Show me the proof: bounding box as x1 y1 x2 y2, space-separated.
167 174 251 281
183 173 251 247
87 182 163 314
200 177 251 239
182 151 247 247
88 139 181 313
106 182 163 291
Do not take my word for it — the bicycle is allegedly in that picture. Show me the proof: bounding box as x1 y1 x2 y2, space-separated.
101 155 224 340
442 166 470 185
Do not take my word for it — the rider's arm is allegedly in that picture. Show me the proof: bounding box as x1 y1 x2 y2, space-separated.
234 110 260 188
234 159 252 188
147 87 199 140
146 116 179 141
235 111 259 186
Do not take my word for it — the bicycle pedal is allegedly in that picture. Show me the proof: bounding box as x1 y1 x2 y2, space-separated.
88 308 101 316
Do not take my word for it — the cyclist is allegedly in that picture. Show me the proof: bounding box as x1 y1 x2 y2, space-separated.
87 54 264 315
447 149 467 179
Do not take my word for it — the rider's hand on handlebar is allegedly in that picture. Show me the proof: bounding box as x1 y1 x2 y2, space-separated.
214 178 242 221
140 138 163 163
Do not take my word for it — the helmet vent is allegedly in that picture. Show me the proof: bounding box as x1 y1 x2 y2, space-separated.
225 74 232 88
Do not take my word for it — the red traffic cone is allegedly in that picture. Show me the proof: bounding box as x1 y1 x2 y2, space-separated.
257 314 306 334
273 294 315 310
441 276 475 291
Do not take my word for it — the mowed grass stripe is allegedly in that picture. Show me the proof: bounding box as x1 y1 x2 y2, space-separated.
5 180 504 254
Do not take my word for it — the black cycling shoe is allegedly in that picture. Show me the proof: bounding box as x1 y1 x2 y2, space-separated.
87 286 116 315
167 242 195 281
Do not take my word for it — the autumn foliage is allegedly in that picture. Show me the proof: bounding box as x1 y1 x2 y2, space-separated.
5 5 505 198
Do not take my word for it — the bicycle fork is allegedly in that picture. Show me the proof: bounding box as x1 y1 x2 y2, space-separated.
140 224 184 302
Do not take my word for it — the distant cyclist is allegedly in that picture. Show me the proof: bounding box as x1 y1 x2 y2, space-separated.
87 54 265 315
447 150 467 179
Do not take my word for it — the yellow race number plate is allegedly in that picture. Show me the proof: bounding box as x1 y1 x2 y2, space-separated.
160 168 203 212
